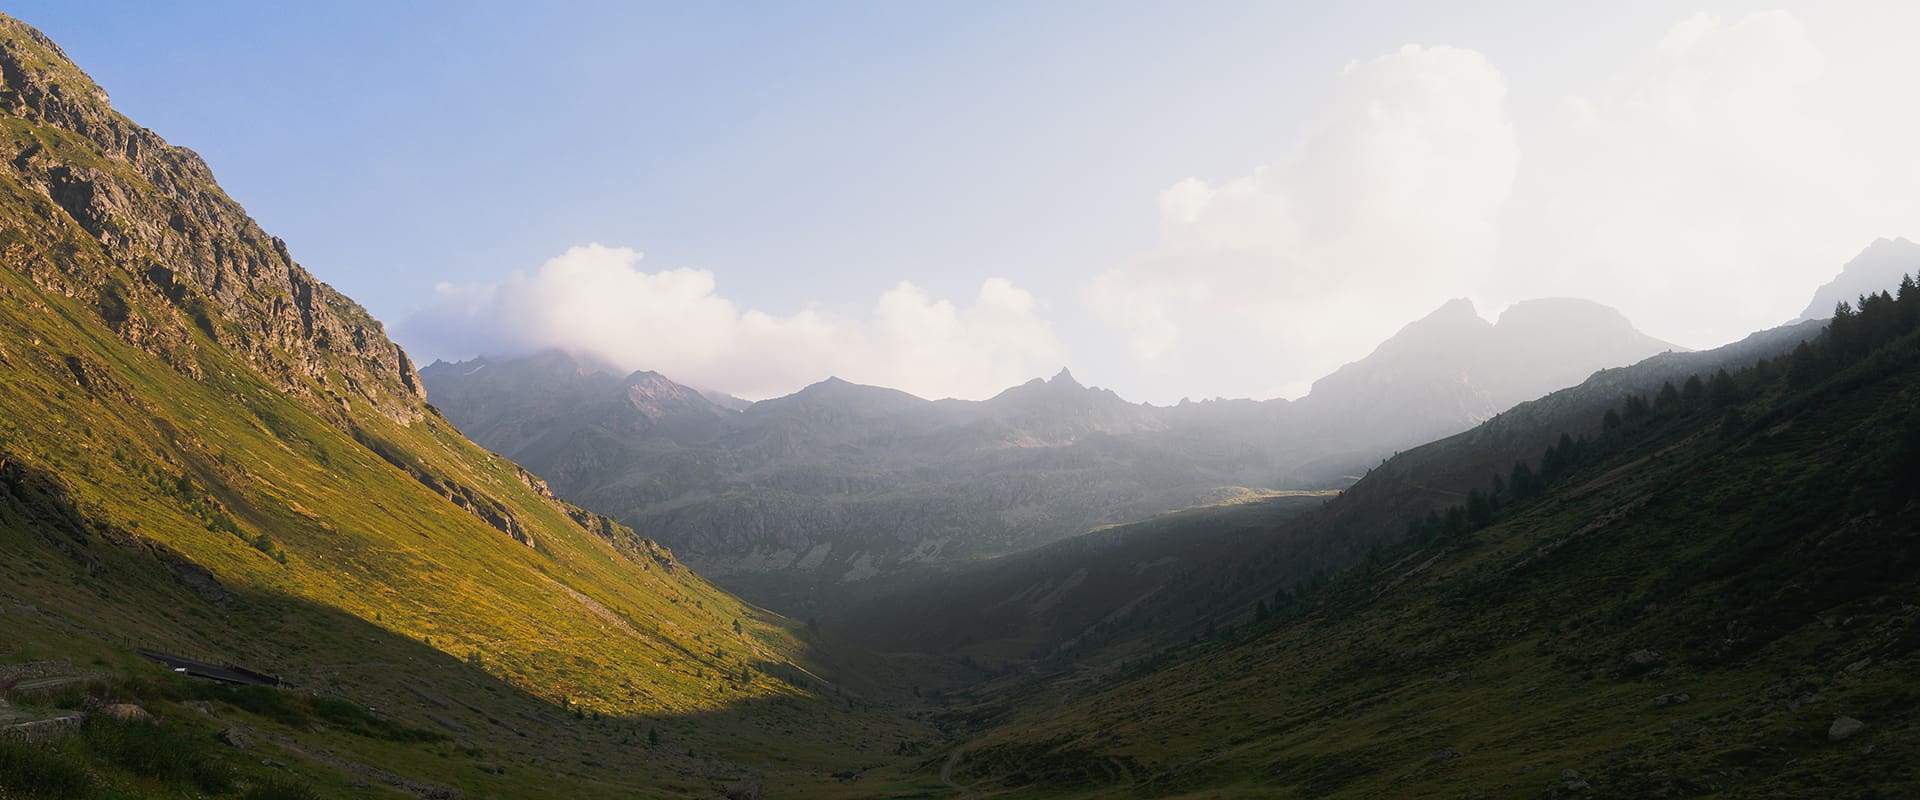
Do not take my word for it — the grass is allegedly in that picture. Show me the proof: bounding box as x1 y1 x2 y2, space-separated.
0 737 92 799
0 12 942 796
917 307 1920 797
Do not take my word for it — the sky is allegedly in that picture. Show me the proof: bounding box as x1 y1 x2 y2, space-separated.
12 1 1920 402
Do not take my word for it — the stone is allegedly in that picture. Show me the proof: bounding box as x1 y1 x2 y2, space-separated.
1429 747 1462 762
1626 649 1662 666
1829 716 1866 741
720 781 763 800
100 703 152 723
218 724 254 748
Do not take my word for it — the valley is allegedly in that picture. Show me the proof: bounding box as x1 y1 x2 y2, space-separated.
0 9 1916 800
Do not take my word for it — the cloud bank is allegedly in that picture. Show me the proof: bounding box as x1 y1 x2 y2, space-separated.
1090 44 1518 393
1094 11 1920 397
1516 11 1920 346
401 244 1063 400
406 12 1919 404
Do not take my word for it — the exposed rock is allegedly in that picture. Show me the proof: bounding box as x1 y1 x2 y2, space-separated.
1561 768 1591 791
1829 716 1866 741
1626 649 1663 666
217 724 254 748
720 780 763 800
100 703 152 723
1429 747 1462 762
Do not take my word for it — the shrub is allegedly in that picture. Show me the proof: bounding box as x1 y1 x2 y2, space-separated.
242 775 322 800
0 737 92 799
84 714 234 793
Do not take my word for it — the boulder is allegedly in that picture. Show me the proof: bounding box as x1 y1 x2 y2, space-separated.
218 724 254 748
100 703 152 723
1829 716 1866 741
721 781 763 800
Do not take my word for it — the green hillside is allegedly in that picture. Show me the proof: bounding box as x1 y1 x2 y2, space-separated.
0 15 935 798
922 287 1920 797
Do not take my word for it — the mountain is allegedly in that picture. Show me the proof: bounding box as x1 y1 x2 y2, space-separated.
910 265 1920 799
423 299 1675 617
425 356 1280 616
1293 297 1680 458
0 16 929 797
1799 237 1920 321
842 316 1816 660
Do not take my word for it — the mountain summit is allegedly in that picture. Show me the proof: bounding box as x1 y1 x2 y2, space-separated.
1798 237 1920 321
1294 296 1676 451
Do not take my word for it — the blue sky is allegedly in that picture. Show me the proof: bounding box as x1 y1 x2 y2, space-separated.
12 2 1919 401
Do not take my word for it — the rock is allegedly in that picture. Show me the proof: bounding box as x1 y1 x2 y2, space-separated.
1626 649 1662 666
1561 769 1581 780
1429 747 1462 762
1829 716 1866 741
720 780 763 800
1786 692 1825 711
100 703 152 723
1652 692 1691 706
217 724 254 748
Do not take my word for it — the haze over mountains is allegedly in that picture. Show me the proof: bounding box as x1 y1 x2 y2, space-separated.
1799 237 1920 322
423 295 1677 613
6 9 1920 799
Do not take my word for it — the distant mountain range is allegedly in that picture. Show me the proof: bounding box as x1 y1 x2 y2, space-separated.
423 296 1679 615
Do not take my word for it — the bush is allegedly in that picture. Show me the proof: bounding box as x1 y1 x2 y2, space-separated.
0 737 92 798
242 775 322 800
84 714 234 793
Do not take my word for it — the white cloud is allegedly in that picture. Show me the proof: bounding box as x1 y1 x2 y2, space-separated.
1513 10 1920 346
400 244 1064 400
1090 44 1517 392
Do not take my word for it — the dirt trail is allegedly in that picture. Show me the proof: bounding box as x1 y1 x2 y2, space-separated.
941 748 978 799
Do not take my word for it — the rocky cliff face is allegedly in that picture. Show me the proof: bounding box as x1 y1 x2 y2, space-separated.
423 295 1677 617
0 18 423 424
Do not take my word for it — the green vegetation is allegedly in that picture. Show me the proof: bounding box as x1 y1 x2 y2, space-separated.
0 12 934 797
922 279 1920 797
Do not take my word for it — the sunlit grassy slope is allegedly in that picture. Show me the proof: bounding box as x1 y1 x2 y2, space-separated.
922 297 1920 797
0 12 939 797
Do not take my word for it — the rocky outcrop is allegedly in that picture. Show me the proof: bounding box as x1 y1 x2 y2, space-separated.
0 17 424 425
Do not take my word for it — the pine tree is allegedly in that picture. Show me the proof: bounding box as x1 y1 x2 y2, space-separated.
1788 340 1822 387
1708 368 1738 407
1466 489 1492 527
1681 374 1705 403
1655 381 1681 410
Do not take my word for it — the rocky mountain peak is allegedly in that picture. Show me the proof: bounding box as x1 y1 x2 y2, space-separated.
0 14 427 425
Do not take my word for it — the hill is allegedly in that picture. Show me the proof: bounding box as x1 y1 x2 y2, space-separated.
0 15 933 798
906 271 1920 798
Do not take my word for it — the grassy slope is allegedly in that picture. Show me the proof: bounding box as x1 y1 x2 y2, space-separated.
0 18 939 799
922 319 1920 798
